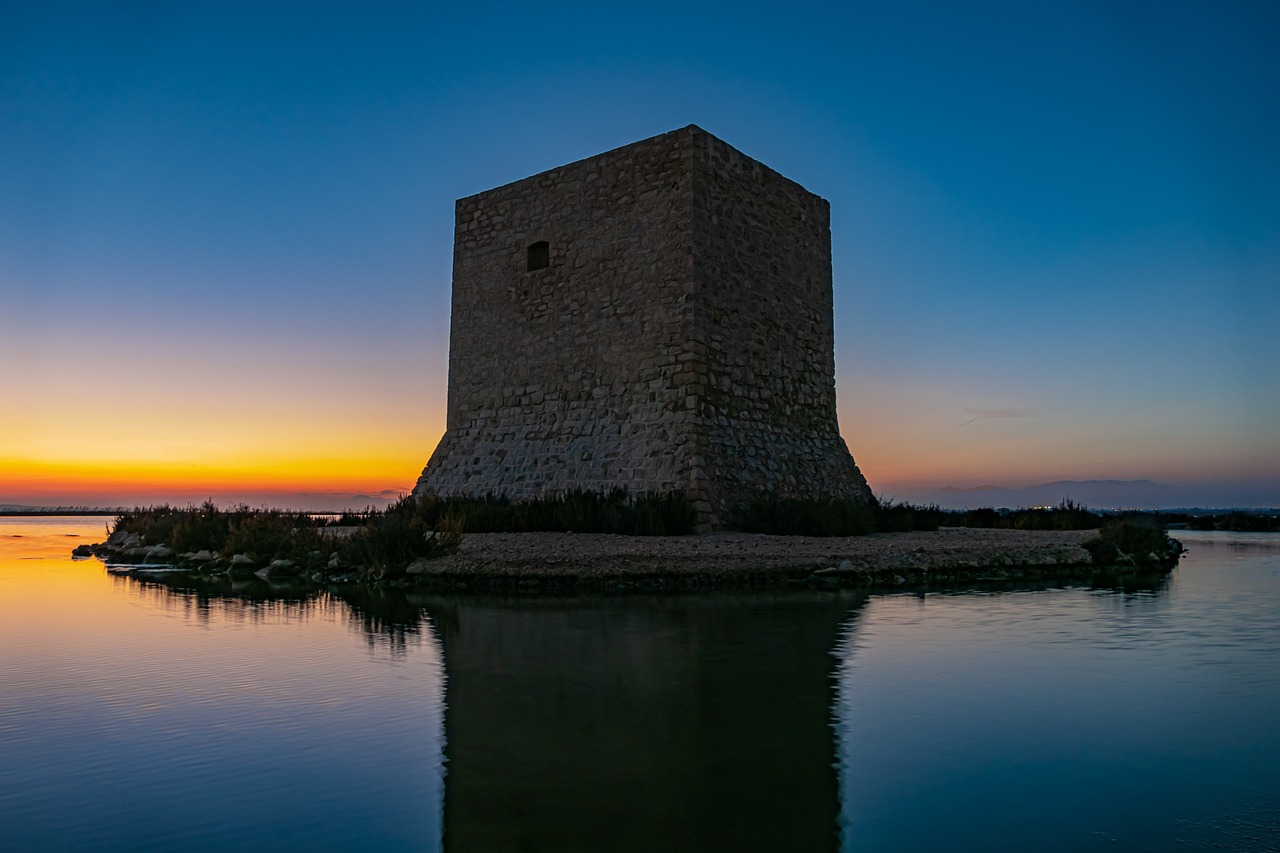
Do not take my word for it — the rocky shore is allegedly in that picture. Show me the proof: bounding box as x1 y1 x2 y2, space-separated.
403 527 1165 592
81 525 1183 593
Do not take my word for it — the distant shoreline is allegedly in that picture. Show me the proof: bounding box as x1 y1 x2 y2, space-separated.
0 510 122 517
0 509 343 517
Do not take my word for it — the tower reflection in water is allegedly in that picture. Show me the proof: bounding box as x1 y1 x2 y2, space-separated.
120 574 867 851
423 590 865 851
96 536 1280 852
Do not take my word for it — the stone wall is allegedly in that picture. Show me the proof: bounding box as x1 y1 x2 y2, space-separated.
415 125 870 529
688 130 870 522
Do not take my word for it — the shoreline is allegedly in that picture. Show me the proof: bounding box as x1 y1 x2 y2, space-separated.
405 528 1109 590
87 526 1185 594
431 527 1095 573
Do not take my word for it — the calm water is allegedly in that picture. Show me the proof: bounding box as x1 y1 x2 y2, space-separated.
1 518 1277 851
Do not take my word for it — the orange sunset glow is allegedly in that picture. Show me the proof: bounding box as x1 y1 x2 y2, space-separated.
3 345 1277 508
3 1 1277 512
2 394 444 507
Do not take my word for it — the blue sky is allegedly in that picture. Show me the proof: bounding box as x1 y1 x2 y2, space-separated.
2 1 1277 507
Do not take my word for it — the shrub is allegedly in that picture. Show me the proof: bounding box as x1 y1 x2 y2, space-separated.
954 500 1101 531
223 512 327 565
732 495 877 536
416 489 696 536
1083 519 1180 569
108 499 463 577
730 495 946 536
336 496 459 577
875 499 943 532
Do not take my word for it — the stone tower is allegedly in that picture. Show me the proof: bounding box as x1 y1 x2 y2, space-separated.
413 125 870 529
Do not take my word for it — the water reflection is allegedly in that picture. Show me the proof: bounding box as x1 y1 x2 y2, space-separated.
104 557 1196 853
8 520 1277 851
0 527 447 853
109 572 439 657
831 535 1280 851
428 590 866 851
114 572 868 851
109 573 331 630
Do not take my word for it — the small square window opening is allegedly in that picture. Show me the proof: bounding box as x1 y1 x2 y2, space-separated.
527 241 550 271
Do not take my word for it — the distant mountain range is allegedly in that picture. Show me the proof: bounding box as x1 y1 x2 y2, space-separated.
889 479 1280 511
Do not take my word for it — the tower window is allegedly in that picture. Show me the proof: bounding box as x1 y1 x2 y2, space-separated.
527 241 549 271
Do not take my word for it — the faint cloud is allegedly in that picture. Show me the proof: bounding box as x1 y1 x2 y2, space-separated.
959 407 1042 426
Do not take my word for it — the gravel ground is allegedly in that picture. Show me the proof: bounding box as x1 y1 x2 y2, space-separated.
414 527 1098 583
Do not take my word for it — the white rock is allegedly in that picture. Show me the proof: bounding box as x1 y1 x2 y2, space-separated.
254 559 295 580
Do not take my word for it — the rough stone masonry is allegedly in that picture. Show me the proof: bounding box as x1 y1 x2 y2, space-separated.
413 125 871 529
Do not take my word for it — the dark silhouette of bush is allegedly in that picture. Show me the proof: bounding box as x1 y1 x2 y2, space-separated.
415 489 697 536
1083 518 1181 569
730 495 939 536
954 500 1101 531
109 499 461 577
335 495 463 577
731 495 875 536
875 499 944 532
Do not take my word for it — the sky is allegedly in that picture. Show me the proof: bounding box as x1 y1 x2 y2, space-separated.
2 0 1277 509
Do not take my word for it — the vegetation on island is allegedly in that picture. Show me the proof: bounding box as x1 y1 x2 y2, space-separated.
733 496 1182 571
82 490 1190 588
730 497 1103 536
89 489 694 580
733 495 919 536
944 501 1101 531
412 488 698 536
1081 516 1183 570
96 498 463 581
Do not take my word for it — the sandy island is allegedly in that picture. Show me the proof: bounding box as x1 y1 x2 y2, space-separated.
405 527 1104 590
92 525 1178 593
